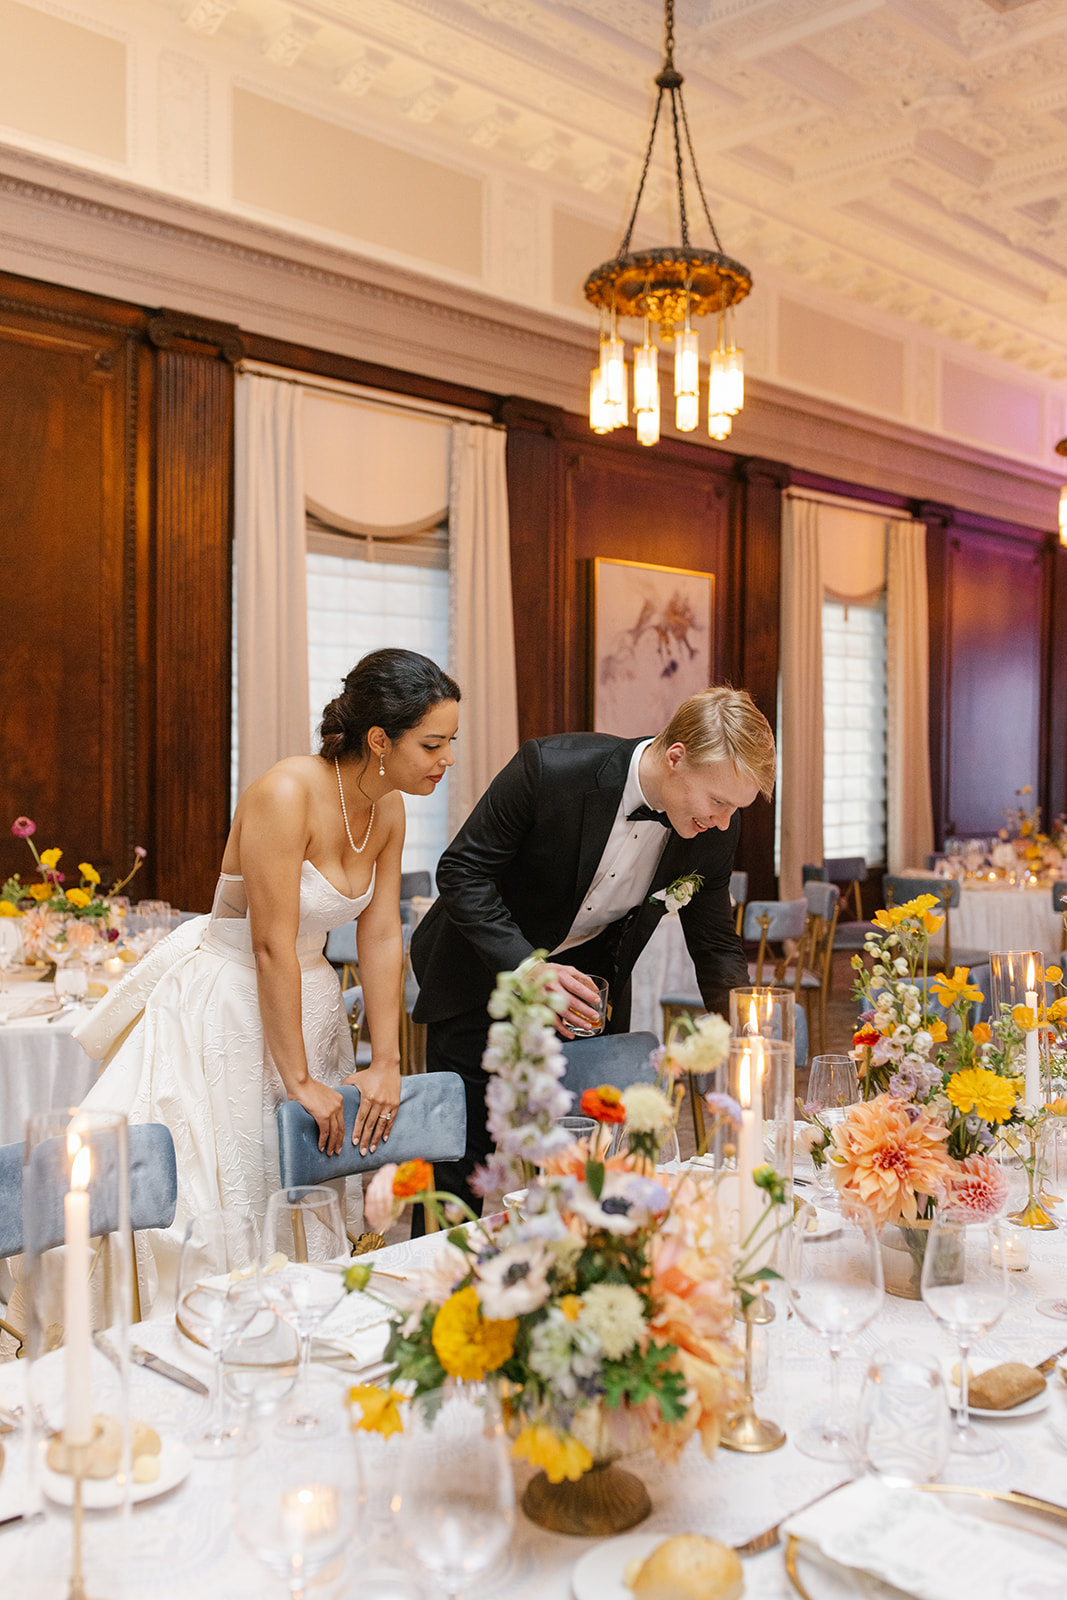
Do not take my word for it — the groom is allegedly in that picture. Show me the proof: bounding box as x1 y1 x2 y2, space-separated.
409 686 776 1215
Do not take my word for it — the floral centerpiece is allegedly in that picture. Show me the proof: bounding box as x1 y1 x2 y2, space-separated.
994 786 1067 879
1 816 146 963
345 957 786 1534
796 892 1046 1292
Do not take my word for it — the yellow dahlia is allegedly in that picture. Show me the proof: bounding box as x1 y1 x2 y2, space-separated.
431 1285 517 1380
512 1423 592 1484
831 1095 953 1226
945 1067 1016 1124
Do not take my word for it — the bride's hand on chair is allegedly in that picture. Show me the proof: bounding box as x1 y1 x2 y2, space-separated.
344 1061 401 1157
293 1076 346 1156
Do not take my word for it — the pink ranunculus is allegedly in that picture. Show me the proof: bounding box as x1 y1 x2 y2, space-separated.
945 1153 1010 1221
64 920 98 954
363 1163 400 1234
134 846 147 859
11 817 35 838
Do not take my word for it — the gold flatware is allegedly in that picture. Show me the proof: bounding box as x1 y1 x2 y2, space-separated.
1036 1344 1067 1375
731 1480 852 1557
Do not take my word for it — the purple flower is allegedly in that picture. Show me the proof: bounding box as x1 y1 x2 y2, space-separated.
11 817 35 838
106 927 120 943
903 1104 921 1124
888 1072 916 1099
704 1091 742 1130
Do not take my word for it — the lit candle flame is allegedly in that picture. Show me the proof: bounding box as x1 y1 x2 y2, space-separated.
746 997 759 1036
1026 955 1036 991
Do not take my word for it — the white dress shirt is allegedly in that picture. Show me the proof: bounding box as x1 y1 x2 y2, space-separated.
552 739 670 956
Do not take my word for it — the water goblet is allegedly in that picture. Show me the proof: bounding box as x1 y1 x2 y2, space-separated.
394 1383 514 1600
232 1415 360 1600
176 1210 263 1456
1035 1115 1067 1319
856 1353 951 1486
787 1201 885 1461
261 1186 348 1436
805 1054 859 1199
920 1209 1008 1456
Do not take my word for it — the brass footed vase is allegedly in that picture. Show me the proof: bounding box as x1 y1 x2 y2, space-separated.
521 1406 651 1536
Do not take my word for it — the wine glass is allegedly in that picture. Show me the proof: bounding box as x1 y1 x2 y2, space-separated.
232 1414 360 1600
395 1383 514 1600
787 1201 885 1461
920 1209 1009 1456
805 1054 859 1200
176 1210 263 1456
261 1186 348 1436
1035 1115 1067 1319
856 1353 951 1486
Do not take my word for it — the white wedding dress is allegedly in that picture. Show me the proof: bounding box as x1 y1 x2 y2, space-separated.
75 859 374 1313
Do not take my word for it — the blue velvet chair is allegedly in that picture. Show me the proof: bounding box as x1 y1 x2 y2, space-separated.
0 1123 178 1349
803 858 875 951
275 1072 467 1244
559 1032 659 1098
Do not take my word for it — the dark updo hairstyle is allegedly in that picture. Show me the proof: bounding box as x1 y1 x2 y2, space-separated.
319 649 460 762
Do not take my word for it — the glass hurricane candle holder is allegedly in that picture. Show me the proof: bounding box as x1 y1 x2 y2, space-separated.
989 950 1047 1104
704 1038 794 1220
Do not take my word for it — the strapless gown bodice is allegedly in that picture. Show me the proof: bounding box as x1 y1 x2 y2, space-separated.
201 860 375 968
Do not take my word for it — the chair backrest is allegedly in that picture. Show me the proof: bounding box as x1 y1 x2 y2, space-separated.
1053 880 1067 915
559 1032 659 1098
742 898 809 942
0 1123 177 1260
400 871 432 900
883 873 960 910
276 1072 467 1188
729 870 748 905
824 856 868 884
801 863 828 884
802 881 839 922
324 921 359 965
969 962 992 1026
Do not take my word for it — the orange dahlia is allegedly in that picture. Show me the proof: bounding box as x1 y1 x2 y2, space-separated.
579 1084 626 1124
830 1095 954 1227
392 1159 433 1199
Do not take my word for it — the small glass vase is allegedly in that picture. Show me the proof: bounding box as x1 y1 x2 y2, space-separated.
879 1216 933 1300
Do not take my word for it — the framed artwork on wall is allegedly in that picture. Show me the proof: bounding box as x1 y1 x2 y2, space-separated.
590 557 715 737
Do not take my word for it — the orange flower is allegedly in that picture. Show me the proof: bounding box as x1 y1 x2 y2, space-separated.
971 1021 992 1044
830 1095 954 1227
853 1025 880 1049
580 1085 626 1124
927 1018 948 1043
1012 1005 1038 1032
392 1159 433 1199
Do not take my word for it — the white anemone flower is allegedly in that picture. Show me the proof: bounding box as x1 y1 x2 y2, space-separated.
474 1241 553 1319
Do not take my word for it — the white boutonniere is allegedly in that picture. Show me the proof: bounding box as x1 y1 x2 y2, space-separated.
650 872 703 916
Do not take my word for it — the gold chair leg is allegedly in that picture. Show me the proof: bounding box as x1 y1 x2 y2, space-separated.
689 1075 708 1157
291 1208 309 1263
424 1164 439 1233
0 1316 25 1358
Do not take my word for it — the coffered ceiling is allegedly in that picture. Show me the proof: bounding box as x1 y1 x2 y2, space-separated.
160 0 1067 380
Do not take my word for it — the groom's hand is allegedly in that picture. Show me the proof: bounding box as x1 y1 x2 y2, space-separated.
550 965 603 1039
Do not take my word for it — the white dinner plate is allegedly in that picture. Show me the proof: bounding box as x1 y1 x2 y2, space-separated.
945 1360 1049 1420
571 1532 668 1600
42 1436 192 1508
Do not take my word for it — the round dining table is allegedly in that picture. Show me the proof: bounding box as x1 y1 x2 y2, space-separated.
1 1202 1064 1599
0 974 108 1145
901 872 1064 965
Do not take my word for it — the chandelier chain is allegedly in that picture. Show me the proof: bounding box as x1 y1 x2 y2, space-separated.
664 0 675 68
668 88 691 251
677 89 724 255
618 90 664 258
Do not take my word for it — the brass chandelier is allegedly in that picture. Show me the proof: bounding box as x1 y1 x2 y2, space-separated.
585 0 752 445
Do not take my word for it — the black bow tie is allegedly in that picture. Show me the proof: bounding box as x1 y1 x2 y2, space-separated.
627 805 672 827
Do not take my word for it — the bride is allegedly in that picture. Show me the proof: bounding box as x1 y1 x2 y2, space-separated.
76 648 460 1311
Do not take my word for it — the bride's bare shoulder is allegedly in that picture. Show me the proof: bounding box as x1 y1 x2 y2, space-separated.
238 757 326 816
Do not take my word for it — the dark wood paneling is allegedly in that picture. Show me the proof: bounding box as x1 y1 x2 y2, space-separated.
150 345 234 911
0 290 141 889
1048 543 1067 829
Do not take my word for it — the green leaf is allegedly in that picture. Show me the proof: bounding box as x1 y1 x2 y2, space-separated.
585 1159 604 1201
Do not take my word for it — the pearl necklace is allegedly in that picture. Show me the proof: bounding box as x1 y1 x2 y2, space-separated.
335 759 375 854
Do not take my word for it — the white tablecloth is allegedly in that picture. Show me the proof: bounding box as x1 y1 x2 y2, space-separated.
630 915 699 1038
0 981 103 1145
901 874 1065 965
3 1215 1065 1599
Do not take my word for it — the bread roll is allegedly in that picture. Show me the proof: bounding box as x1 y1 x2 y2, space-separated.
625 1534 744 1600
967 1363 1045 1410
132 1453 161 1484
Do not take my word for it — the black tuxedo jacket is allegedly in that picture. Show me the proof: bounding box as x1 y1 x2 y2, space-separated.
411 733 749 1028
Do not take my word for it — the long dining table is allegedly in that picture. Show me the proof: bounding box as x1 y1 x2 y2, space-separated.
1 1203 1065 1599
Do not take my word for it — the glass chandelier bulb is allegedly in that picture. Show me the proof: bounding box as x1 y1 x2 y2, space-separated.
589 364 613 434
708 410 732 441
676 390 699 432
633 344 658 413
708 346 730 417
674 329 699 398
1060 484 1067 548
636 406 660 447
602 337 627 414
723 346 744 415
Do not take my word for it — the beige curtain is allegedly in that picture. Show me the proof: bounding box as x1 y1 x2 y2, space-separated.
448 423 519 834
234 373 310 794
887 520 934 873
778 496 824 899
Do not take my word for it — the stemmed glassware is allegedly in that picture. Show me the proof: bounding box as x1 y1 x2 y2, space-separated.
805 1054 859 1201
232 1415 360 1600
787 1201 885 1461
176 1210 263 1456
920 1209 1009 1455
1035 1115 1067 1319
856 1353 951 1486
261 1186 348 1436
394 1383 514 1600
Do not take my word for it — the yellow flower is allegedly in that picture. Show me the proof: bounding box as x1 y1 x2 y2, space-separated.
78 863 100 885
1046 966 1063 986
65 888 91 909
1012 1005 1038 1032
971 1022 992 1045
927 1018 948 1043
512 1423 592 1484
921 911 944 935
931 967 983 1009
945 1068 1017 1124
431 1286 517 1381
559 1295 582 1322
28 883 53 902
39 848 62 869
1049 997 1067 1023
348 1384 404 1438
0 902 19 918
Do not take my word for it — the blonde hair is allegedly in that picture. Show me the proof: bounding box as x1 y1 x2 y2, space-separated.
651 687 776 800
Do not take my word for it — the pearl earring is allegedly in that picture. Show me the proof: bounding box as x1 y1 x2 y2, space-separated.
379 757 385 777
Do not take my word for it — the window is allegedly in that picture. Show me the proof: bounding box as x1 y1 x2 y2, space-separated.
822 597 887 864
306 550 451 878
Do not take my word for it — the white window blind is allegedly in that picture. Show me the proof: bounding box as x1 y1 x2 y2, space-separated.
306 550 451 878
822 597 887 865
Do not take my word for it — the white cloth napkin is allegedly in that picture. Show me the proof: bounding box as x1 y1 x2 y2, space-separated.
783 1480 1067 1600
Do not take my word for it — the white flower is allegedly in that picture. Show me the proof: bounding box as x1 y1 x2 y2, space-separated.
650 873 703 916
576 1283 647 1361
668 1011 731 1076
411 1243 470 1306
621 1083 675 1134
474 1242 553 1319
794 1123 823 1157
894 957 909 974
528 1308 601 1398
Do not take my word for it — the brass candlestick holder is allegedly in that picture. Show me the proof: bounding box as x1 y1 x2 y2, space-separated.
721 1297 785 1454
66 1440 96 1600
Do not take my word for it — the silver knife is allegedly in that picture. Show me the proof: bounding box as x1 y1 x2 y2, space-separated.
94 1332 209 1396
